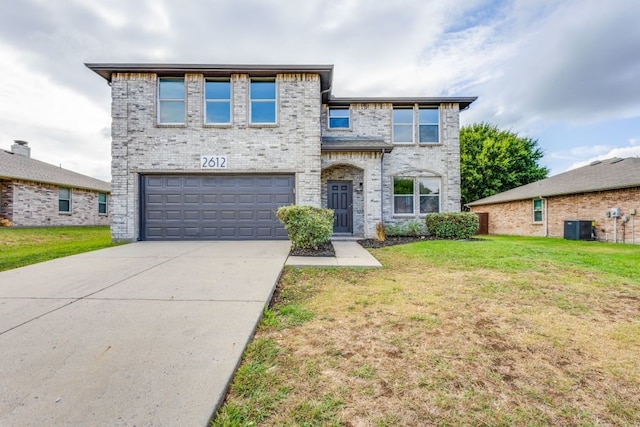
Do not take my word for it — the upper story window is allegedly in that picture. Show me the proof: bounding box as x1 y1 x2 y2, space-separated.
98 193 108 215
393 106 440 144
533 199 543 223
250 79 276 124
158 78 185 124
205 79 231 124
328 107 350 129
59 187 71 213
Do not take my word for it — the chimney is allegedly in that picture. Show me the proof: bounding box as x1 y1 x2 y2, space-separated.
11 140 31 158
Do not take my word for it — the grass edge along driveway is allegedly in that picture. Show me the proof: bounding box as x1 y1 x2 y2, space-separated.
0 226 119 272
212 236 640 426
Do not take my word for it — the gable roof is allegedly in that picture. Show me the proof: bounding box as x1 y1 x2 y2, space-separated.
0 149 111 192
467 157 640 206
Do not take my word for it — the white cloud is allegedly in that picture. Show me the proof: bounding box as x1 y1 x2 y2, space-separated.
567 146 640 171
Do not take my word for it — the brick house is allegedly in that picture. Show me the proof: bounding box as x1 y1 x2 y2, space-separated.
467 157 640 244
86 63 476 241
0 141 111 227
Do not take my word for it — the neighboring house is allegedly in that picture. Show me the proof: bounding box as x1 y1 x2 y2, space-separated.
0 141 111 227
86 63 476 241
467 157 640 244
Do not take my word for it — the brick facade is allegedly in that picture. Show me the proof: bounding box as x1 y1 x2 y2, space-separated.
102 65 470 241
0 179 110 227
470 187 640 244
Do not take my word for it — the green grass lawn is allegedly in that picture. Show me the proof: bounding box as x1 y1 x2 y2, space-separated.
212 236 640 426
0 226 119 272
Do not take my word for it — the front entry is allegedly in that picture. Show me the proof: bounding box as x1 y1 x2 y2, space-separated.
327 181 353 233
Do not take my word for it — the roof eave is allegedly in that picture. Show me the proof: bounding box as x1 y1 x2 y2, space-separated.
327 96 478 110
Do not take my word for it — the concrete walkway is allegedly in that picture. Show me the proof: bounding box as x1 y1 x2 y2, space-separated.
0 239 381 426
0 241 290 426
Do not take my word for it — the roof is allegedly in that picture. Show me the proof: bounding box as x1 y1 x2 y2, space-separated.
467 157 640 206
321 137 394 153
85 63 476 109
328 96 477 111
0 149 111 192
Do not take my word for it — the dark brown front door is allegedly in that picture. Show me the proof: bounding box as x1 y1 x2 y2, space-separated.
327 181 353 233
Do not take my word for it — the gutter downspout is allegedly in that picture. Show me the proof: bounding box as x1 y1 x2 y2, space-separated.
380 150 385 225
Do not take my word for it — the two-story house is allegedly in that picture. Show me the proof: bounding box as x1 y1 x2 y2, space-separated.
87 63 475 241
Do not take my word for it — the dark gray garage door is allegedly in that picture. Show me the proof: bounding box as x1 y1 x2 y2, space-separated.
141 175 294 240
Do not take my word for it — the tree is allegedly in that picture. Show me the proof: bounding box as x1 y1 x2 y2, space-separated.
460 122 548 207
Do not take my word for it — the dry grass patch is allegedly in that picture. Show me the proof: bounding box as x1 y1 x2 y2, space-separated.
212 237 640 426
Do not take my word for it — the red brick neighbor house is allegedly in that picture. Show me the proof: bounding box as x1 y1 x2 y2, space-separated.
0 141 111 227
467 157 640 244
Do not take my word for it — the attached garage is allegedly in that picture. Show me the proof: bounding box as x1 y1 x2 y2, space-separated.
141 174 294 240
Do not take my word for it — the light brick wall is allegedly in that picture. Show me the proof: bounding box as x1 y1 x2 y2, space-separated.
110 72 322 241
470 187 640 244
320 102 461 235
0 180 110 227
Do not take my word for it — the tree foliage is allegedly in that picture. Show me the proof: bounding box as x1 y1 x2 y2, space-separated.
460 123 549 206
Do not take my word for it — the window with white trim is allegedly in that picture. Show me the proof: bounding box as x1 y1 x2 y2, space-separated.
418 108 439 143
59 187 71 213
393 106 440 144
328 107 350 129
533 199 543 222
158 78 185 124
98 193 108 215
250 79 276 124
392 108 413 144
205 79 231 124
393 176 441 215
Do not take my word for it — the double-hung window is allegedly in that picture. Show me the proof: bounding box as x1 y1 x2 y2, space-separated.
393 106 440 144
328 107 350 129
205 79 231 124
392 108 413 144
393 177 441 215
59 188 71 213
98 193 108 215
158 77 185 124
533 199 543 222
250 79 276 124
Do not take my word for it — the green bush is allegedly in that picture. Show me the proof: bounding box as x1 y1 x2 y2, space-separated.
384 220 427 237
425 212 479 239
275 205 334 249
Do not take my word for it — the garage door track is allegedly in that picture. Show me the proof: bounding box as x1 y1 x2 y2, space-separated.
0 241 290 426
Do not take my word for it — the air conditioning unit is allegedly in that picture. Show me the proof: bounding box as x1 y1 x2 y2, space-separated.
610 208 621 218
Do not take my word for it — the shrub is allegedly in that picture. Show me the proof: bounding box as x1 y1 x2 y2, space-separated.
275 205 334 249
384 220 427 237
425 212 479 239
0 218 12 227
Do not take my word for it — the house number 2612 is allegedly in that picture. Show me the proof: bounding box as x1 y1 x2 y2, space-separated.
201 155 228 169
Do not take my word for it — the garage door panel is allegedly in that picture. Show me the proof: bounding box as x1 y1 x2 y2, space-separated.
142 175 293 240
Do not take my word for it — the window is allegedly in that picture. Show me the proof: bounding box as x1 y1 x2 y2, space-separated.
418 108 439 143
59 188 71 213
393 176 441 215
393 106 440 144
250 79 276 124
393 177 414 214
158 78 185 124
393 108 413 143
533 199 543 222
328 107 350 129
419 178 440 213
98 193 108 215
205 79 231 124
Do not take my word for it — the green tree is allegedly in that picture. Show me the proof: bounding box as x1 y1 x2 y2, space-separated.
460 122 548 206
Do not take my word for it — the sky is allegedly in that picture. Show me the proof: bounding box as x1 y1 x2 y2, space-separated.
0 0 639 182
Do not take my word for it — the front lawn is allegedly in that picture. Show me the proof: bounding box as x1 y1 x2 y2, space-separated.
213 236 640 426
0 226 118 271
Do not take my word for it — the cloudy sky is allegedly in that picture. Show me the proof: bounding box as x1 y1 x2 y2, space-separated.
1 0 639 182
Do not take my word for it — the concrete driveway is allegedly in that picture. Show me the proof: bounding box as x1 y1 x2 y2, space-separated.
0 241 290 426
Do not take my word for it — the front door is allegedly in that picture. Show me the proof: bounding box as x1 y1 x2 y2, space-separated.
327 181 353 233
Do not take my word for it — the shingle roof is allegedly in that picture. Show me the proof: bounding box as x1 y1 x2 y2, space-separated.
321 137 394 153
0 150 111 192
467 157 640 206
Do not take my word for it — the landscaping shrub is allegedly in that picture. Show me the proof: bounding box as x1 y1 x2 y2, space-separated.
275 205 334 249
425 212 479 239
0 218 12 227
384 220 427 237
